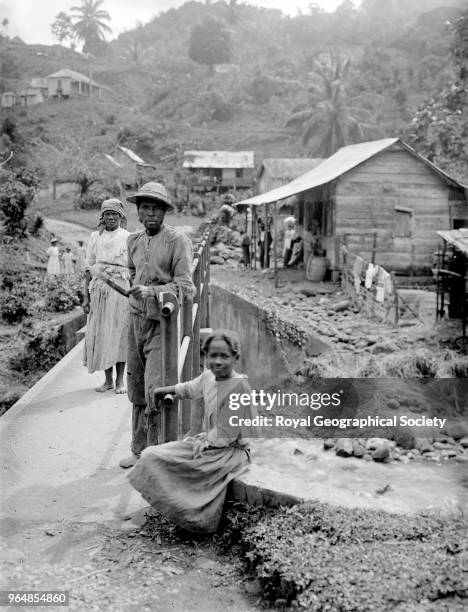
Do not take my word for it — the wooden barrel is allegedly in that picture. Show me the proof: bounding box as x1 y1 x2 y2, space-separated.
306 255 328 282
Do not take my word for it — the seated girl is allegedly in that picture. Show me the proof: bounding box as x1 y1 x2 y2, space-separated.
127 330 257 534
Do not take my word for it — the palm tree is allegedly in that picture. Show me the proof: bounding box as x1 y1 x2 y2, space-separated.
71 0 112 53
286 53 377 157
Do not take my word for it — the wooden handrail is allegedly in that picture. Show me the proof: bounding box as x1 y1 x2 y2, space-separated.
157 229 211 442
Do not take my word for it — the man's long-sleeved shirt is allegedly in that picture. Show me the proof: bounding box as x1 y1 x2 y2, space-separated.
127 224 195 317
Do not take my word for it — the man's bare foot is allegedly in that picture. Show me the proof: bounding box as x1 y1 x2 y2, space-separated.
95 381 114 392
115 384 127 394
119 454 139 469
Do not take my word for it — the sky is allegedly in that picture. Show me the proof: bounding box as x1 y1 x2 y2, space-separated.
0 0 347 46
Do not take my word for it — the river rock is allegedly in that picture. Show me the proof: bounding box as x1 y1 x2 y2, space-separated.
323 439 335 450
210 255 224 265
372 444 390 461
459 436 468 448
366 437 390 451
335 438 353 457
352 440 366 458
446 422 468 440
415 438 433 453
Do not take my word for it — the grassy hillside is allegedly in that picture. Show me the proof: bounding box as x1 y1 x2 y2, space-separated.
0 0 464 181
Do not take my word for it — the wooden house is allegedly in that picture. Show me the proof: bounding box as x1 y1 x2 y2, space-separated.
105 146 156 189
237 138 468 275
47 69 105 99
183 150 255 192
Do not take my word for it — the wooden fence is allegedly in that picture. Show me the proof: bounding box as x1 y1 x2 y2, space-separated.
157 228 211 442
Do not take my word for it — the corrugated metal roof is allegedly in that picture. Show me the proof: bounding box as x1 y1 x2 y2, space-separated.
260 158 323 181
236 138 466 207
183 150 255 169
118 145 146 165
437 229 468 257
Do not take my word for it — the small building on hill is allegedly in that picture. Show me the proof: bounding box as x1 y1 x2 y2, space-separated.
1 92 16 108
17 86 46 107
183 150 255 192
238 138 468 275
47 69 105 99
105 146 156 189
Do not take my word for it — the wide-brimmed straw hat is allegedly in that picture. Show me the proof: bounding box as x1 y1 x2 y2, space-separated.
127 182 174 211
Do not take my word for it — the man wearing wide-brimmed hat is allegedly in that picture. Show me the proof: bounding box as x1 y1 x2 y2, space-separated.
119 182 195 469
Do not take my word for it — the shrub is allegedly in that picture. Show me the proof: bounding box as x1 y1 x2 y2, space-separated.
9 323 66 375
0 171 35 236
28 214 44 236
0 272 43 324
0 287 31 323
234 502 467 610
74 188 110 210
44 276 82 312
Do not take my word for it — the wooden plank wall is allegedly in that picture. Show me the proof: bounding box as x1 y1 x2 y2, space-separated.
335 146 450 273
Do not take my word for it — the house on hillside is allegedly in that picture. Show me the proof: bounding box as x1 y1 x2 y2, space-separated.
183 150 255 192
1 92 16 108
17 86 46 107
105 145 156 189
238 138 468 275
46 69 106 99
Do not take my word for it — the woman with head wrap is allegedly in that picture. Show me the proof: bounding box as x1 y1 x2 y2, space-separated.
82 198 130 393
128 329 258 534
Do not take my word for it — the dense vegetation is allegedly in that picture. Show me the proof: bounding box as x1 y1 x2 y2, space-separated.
0 0 466 187
216 501 467 611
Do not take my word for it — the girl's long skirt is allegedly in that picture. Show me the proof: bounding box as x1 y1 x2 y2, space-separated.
128 439 250 533
83 279 129 373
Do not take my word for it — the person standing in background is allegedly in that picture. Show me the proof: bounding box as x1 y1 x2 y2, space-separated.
82 198 130 394
46 238 60 275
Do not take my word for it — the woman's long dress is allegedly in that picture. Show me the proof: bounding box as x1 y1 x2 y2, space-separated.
83 227 130 373
46 246 60 275
128 371 257 533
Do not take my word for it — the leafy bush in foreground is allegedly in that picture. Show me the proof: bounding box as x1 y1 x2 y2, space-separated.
9 323 66 375
44 276 82 312
0 272 43 324
222 502 466 611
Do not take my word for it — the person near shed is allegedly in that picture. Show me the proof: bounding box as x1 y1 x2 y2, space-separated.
82 198 130 394
240 230 251 268
119 182 195 469
282 216 297 267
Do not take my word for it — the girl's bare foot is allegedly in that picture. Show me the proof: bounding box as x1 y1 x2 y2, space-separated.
95 381 114 392
115 384 127 394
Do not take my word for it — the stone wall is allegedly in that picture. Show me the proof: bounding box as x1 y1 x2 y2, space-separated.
210 284 315 386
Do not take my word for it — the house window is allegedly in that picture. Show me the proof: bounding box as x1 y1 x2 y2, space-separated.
453 218 468 229
394 207 412 237
236 168 243 178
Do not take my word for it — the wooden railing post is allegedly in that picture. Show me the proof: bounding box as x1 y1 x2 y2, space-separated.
159 292 179 442
204 231 211 329
180 295 193 436
192 251 201 377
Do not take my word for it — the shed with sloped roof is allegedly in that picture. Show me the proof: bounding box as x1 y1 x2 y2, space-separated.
183 150 255 191
238 138 468 274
